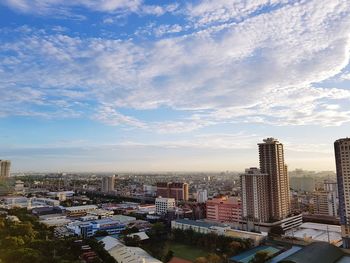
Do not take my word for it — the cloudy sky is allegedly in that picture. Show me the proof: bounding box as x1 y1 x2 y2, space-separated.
0 0 349 172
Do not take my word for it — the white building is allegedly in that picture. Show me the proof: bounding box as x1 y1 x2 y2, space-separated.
143 185 157 196
155 197 175 214
196 189 208 203
100 236 161 263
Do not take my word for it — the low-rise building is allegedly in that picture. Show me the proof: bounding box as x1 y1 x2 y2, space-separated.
67 218 126 238
155 197 175 214
65 205 98 217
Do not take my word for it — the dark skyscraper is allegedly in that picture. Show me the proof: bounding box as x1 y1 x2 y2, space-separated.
258 138 290 221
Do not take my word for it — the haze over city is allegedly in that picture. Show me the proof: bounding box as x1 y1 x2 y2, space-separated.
1 0 350 172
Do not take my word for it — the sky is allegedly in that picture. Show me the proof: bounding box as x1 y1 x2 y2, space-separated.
0 0 350 172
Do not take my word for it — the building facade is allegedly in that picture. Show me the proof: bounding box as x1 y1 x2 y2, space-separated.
196 189 208 203
312 191 338 217
206 196 241 223
258 138 290 221
0 160 11 178
241 167 270 223
155 197 175 214
156 182 189 201
335 138 350 248
102 175 115 193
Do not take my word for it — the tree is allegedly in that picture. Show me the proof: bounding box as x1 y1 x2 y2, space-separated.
249 251 270 263
124 235 141 246
194 257 208 263
162 250 174 262
207 253 222 263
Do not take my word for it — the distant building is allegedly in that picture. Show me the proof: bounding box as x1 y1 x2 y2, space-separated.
0 160 11 178
68 218 126 238
206 196 241 223
143 185 157 196
334 138 350 248
258 138 290 221
101 175 115 193
156 182 189 201
14 180 24 194
290 176 315 192
196 189 208 203
240 167 270 223
65 205 98 218
312 191 338 217
155 197 175 214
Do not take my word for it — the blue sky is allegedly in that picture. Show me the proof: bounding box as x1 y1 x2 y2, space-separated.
0 0 350 172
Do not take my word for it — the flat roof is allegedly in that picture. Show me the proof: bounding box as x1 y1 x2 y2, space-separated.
173 219 221 228
65 205 97 211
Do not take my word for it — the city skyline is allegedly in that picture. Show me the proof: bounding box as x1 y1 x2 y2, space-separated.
1 1 350 172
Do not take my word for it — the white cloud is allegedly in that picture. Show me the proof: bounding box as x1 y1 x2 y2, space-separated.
2 0 176 17
1 0 350 130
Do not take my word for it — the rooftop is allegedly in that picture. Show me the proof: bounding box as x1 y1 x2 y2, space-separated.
279 242 345 263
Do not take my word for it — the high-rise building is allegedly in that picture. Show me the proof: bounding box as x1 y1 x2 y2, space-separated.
196 189 208 203
258 138 290 221
290 176 315 192
155 197 175 214
156 182 189 201
312 190 338 217
0 160 11 178
101 175 115 193
206 196 241 223
335 138 350 247
240 167 270 223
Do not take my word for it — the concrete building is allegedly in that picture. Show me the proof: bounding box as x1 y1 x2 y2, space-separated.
240 167 270 223
155 197 175 214
258 138 290 221
334 138 350 248
312 190 338 217
206 196 241 223
285 222 342 246
196 189 208 203
101 175 115 193
143 185 157 196
290 176 315 192
108 243 162 263
68 218 125 238
0 160 11 178
65 205 98 217
14 180 25 194
156 182 189 201
171 219 267 246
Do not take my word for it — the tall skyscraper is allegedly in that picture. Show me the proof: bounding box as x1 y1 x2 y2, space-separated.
335 138 350 248
101 175 115 193
258 138 290 221
240 167 270 223
0 160 11 178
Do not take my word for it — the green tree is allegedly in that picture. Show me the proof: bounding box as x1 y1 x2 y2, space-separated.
194 257 208 263
207 253 222 263
162 250 174 262
249 251 270 263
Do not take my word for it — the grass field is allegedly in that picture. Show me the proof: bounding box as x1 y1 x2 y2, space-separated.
169 242 208 261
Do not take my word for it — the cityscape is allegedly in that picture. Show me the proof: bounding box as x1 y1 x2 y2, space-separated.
1 137 350 263
1 0 350 263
